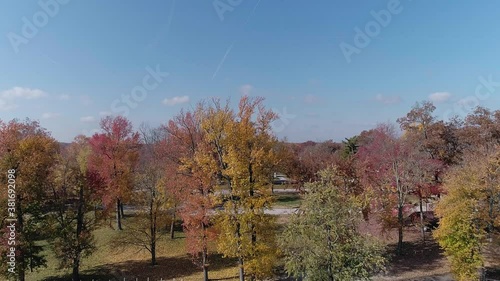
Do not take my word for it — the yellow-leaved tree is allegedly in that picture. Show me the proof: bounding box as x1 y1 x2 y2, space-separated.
199 96 279 281
434 147 500 281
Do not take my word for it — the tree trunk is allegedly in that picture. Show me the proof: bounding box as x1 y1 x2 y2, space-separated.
419 197 425 241
488 191 494 240
249 165 256 281
235 219 244 281
73 185 84 281
19 251 25 281
238 257 245 281
116 198 122 230
170 210 176 239
120 201 125 218
17 196 26 281
151 240 156 266
202 247 209 281
72 258 80 281
150 194 157 266
398 205 404 255
250 220 256 281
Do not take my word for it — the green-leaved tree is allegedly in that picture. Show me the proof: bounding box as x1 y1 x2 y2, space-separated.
280 168 386 281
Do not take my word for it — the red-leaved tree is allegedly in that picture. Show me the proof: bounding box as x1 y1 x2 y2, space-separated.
88 116 140 230
357 124 437 254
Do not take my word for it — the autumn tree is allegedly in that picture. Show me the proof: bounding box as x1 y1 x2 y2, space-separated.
425 118 464 166
397 101 463 166
358 124 404 253
113 124 170 265
221 96 279 280
300 141 341 182
48 135 105 281
357 123 432 253
161 109 202 240
0 119 59 281
397 103 445 240
460 106 500 152
180 138 218 281
286 140 341 184
434 147 500 281
198 97 279 281
280 168 385 281
397 101 436 158
269 141 302 193
88 116 140 230
162 108 216 280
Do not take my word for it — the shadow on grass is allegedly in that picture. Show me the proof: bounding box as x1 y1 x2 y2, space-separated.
275 195 301 203
484 267 500 280
383 239 446 276
41 254 238 281
40 273 114 281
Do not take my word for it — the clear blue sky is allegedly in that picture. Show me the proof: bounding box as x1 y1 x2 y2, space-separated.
1 0 499 142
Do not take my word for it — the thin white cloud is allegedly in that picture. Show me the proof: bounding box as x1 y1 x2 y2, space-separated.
59 94 70 100
1 87 47 99
374 94 402 105
429 92 452 103
99 111 112 116
239 84 253 96
0 87 48 111
80 116 96 122
162 95 190 106
42 112 61 119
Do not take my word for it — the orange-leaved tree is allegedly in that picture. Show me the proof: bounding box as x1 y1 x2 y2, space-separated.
0 119 59 281
163 107 217 280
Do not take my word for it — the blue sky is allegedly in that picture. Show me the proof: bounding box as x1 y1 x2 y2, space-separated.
1 0 499 142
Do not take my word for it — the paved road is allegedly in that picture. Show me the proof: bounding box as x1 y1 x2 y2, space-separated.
124 204 299 216
374 274 454 281
272 188 304 193
265 207 299 215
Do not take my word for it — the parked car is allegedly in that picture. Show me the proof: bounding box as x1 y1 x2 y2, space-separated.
272 176 290 185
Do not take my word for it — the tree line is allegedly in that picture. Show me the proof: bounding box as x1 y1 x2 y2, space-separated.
0 97 498 281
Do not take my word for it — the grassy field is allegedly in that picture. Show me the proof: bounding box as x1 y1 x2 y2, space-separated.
25 209 500 281
271 193 302 209
27 220 240 281
25 191 303 281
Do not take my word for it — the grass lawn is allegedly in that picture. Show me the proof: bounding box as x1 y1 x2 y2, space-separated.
27 219 240 281
271 194 302 209
25 208 498 281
